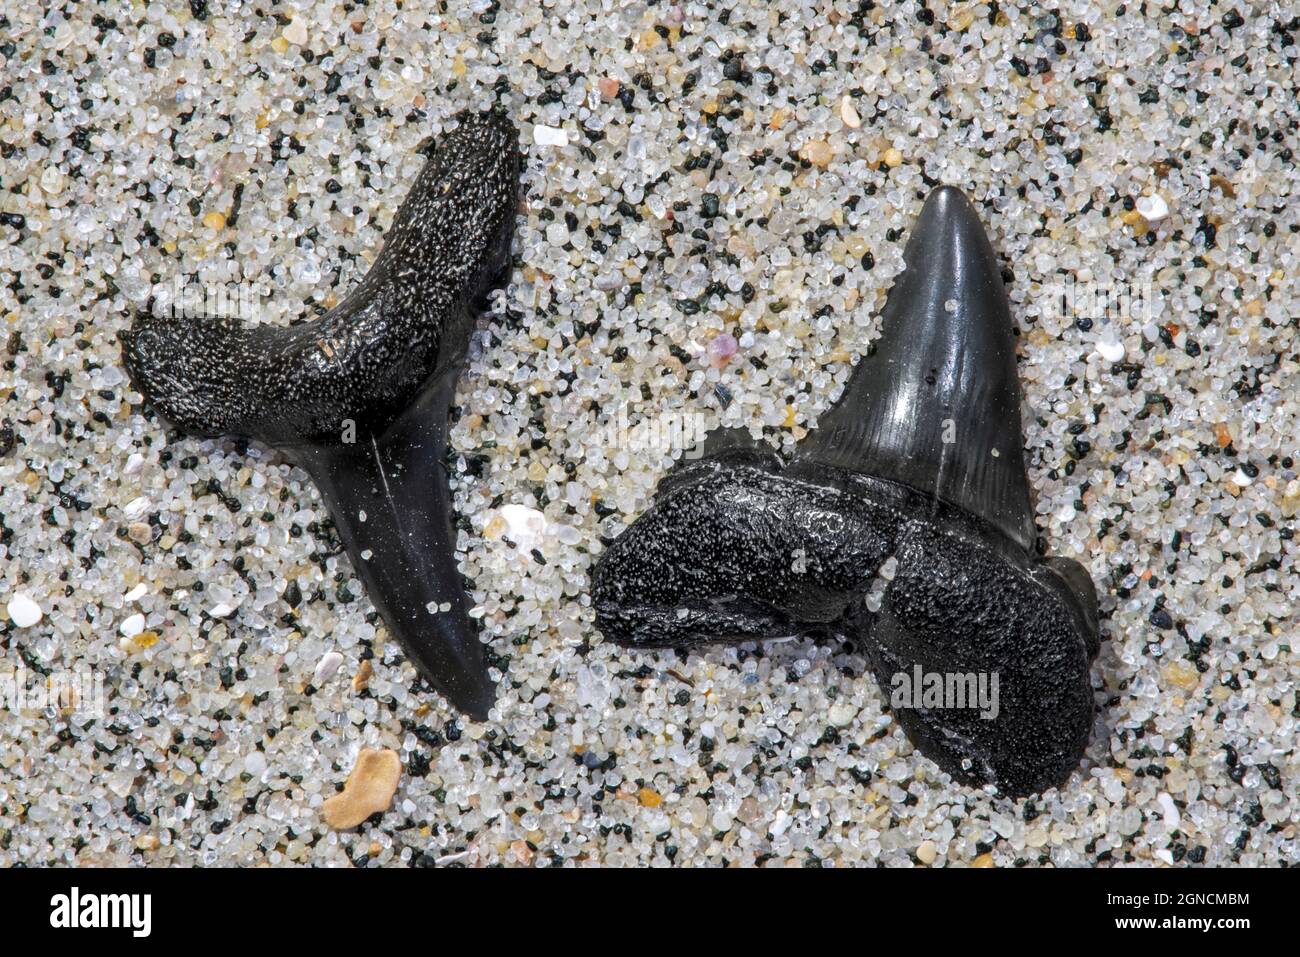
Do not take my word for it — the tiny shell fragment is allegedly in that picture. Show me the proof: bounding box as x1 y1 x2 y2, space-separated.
314 651 344 685
321 748 402 830
801 139 833 168
7 593 43 628
839 95 861 128
1134 192 1169 222
352 658 373 692
283 17 309 46
533 124 569 148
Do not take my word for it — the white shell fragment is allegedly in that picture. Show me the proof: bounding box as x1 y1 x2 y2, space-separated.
532 124 569 148
283 18 309 47
7 593 43 628
499 503 548 551
1096 337 1125 362
839 94 861 128
1134 193 1169 222
314 651 345 685
122 496 151 520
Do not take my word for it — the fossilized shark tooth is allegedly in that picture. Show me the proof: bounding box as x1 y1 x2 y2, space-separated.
592 186 1099 796
121 110 521 719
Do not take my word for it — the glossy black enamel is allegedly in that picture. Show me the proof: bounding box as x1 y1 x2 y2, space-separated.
798 186 1035 552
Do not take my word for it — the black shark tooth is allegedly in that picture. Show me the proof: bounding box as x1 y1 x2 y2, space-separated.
122 110 521 720
592 186 1100 797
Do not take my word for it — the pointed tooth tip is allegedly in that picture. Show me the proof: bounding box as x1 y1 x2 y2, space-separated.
440 677 495 722
293 388 499 723
415 615 496 721
909 185 998 265
918 185 989 231
922 183 978 213
888 183 1034 550
798 179 1036 552
402 615 495 719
